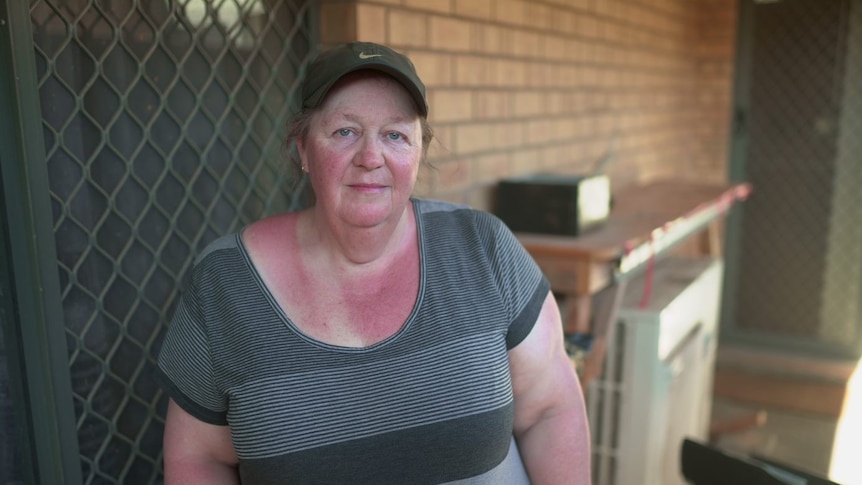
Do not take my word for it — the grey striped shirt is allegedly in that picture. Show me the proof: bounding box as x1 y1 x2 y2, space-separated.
157 198 549 484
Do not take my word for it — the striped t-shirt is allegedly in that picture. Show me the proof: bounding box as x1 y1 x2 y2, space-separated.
156 198 550 484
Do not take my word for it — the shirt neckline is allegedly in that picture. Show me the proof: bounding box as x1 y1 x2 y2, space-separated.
235 199 427 352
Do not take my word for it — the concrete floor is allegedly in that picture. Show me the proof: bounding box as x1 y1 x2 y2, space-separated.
708 346 862 485
709 397 839 479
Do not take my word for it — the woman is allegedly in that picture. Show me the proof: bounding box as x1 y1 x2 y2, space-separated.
157 42 590 484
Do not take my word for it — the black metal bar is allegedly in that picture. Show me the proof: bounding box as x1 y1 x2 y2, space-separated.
0 0 83 483
681 439 839 485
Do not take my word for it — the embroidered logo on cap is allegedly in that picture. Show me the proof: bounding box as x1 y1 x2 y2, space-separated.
358 52 383 59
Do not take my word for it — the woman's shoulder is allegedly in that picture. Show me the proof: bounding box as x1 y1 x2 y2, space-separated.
236 211 302 277
182 232 246 294
191 212 298 267
413 197 471 215
242 212 298 248
194 232 241 265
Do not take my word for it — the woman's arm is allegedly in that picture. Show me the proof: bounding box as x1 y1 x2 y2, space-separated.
509 291 591 484
163 399 240 485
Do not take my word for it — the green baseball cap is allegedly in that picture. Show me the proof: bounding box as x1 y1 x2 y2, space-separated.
301 42 428 117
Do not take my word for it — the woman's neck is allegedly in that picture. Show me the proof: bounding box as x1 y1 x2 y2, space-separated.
300 202 416 269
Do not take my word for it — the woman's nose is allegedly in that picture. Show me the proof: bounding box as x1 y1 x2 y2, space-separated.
353 135 385 169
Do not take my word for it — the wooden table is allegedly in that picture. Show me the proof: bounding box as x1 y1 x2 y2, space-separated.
516 180 752 383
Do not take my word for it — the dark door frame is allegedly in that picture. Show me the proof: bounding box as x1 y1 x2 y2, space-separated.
0 1 83 483
720 0 754 352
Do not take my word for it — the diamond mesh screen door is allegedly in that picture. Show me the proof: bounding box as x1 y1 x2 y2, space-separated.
28 0 316 482
724 0 862 358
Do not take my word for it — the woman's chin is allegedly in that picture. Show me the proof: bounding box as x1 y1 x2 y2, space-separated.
338 203 398 228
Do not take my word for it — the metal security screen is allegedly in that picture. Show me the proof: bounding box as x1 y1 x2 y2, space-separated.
29 0 315 482
726 0 862 357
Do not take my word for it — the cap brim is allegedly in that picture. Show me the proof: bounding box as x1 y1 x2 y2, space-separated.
303 62 428 117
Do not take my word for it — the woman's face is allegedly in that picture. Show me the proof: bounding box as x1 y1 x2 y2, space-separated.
298 72 423 230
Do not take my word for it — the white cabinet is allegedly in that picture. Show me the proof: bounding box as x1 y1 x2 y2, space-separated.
587 258 723 485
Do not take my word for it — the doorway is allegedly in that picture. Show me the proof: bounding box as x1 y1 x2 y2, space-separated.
723 0 862 359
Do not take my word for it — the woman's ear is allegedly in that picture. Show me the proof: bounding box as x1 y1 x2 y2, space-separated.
293 137 305 160
296 135 305 154
296 137 308 173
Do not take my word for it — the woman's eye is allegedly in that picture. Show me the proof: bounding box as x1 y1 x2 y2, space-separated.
337 128 352 137
387 132 403 141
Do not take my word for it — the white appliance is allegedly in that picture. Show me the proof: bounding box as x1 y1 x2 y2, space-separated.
587 257 723 485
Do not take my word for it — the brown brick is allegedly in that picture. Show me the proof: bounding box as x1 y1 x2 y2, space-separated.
565 38 588 62
428 187 468 206
466 187 494 213
326 0 738 204
551 9 577 34
356 4 388 44
497 121 525 148
545 92 568 115
495 0 527 26
580 65 599 86
453 122 496 154
428 89 474 122
492 59 528 88
474 24 509 54
436 159 473 192
511 29 542 58
570 0 591 12
544 36 567 61
474 152 511 184
525 2 553 30
526 119 556 144
699 41 735 58
512 91 543 117
389 10 428 47
475 90 511 120
454 55 490 86
429 16 472 51
528 62 555 89
320 3 357 44
455 0 492 20
579 14 597 39
414 164 435 196
404 0 452 14
426 124 456 159
510 147 544 173
408 51 453 87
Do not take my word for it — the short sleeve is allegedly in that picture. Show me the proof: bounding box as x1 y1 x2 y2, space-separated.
155 276 229 425
478 212 551 349
505 278 550 349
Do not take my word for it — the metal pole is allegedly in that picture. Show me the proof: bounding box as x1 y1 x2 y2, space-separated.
0 0 83 483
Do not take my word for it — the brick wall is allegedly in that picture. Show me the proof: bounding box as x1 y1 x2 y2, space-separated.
319 0 738 211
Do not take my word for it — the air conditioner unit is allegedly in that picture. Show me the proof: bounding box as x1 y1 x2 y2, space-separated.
587 257 723 485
